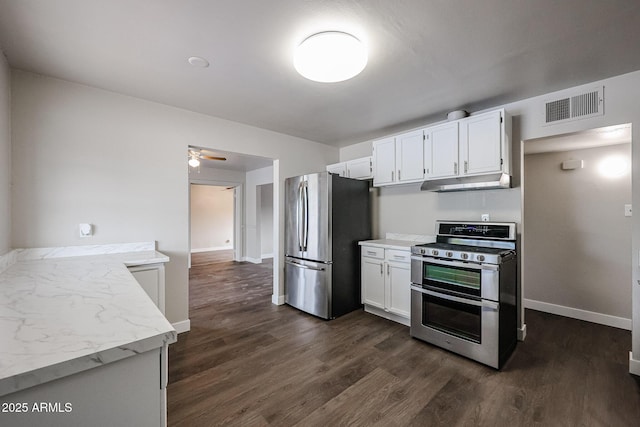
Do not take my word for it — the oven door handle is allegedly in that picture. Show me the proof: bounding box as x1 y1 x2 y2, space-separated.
411 285 499 310
411 255 498 271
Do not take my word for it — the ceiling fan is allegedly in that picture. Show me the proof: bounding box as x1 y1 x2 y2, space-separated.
188 149 227 168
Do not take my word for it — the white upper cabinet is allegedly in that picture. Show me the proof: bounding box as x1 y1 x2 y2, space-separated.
459 110 504 175
326 162 347 177
373 137 396 186
369 108 510 187
326 156 373 179
395 129 424 183
346 156 373 179
373 132 424 187
427 121 459 178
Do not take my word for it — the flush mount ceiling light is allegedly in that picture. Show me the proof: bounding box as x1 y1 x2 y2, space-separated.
294 31 367 83
187 56 210 68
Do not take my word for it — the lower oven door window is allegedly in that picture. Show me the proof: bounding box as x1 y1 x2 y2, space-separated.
422 291 481 343
424 263 481 297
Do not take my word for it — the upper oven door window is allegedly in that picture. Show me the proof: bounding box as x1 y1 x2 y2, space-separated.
423 262 481 297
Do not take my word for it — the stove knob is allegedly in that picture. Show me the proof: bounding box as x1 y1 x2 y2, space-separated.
461 253 469 260
446 251 453 257
477 255 485 262
432 250 439 256
420 248 425 254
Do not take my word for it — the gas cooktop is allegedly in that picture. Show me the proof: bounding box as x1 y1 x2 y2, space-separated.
411 221 517 265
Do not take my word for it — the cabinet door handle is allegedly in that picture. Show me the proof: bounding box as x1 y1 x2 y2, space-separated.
391 171 394 181
387 264 390 275
380 263 383 275
464 161 468 174
398 170 401 181
347 169 351 177
454 162 458 174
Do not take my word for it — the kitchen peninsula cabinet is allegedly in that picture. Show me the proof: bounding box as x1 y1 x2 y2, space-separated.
0 243 175 427
129 263 166 314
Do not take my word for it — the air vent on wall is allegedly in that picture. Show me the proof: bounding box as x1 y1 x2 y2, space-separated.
543 86 604 125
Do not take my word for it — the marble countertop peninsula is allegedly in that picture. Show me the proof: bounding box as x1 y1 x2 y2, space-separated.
0 242 176 397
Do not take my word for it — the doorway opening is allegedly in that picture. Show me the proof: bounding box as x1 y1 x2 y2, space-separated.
187 146 277 318
522 123 632 330
190 184 236 263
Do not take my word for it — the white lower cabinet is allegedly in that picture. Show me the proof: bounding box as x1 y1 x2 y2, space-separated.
361 245 411 325
129 263 166 315
0 347 169 427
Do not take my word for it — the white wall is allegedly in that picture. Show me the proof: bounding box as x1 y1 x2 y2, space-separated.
0 52 10 255
245 166 274 263
340 70 640 373
190 166 246 185
259 183 274 257
524 144 632 324
11 71 338 324
190 185 234 251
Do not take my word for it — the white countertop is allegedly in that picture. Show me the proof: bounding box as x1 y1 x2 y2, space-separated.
359 233 436 251
0 247 176 397
358 239 421 250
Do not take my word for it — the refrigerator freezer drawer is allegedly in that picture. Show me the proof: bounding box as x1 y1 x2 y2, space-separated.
285 257 332 319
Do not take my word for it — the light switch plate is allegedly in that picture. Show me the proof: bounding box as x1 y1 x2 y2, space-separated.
481 214 490 222
625 204 632 217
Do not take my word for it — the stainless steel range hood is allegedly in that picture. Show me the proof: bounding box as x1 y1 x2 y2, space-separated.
420 173 511 192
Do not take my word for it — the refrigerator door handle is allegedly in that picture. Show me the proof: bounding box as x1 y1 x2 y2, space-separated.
303 181 309 251
297 181 304 251
286 259 326 272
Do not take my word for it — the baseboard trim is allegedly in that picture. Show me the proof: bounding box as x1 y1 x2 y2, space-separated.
191 246 232 253
246 257 262 264
517 324 527 341
261 253 274 259
524 298 631 330
272 294 285 305
629 352 640 376
172 319 191 334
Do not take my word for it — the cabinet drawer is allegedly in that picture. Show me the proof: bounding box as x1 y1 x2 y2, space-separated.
385 249 411 263
361 246 384 259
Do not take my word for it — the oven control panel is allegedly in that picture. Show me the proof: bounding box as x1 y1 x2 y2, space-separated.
412 245 515 265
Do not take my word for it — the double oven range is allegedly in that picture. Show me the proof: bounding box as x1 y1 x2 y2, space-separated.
410 221 517 369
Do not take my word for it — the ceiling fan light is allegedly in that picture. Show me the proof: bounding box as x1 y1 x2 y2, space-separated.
294 31 367 83
188 157 200 168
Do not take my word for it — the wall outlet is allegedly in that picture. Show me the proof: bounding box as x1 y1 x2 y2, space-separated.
481 214 490 222
625 204 632 217
79 223 93 237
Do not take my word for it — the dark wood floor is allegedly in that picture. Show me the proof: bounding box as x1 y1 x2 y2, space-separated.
191 249 235 266
168 257 640 426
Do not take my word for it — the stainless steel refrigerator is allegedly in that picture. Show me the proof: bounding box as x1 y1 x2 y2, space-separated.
285 172 371 319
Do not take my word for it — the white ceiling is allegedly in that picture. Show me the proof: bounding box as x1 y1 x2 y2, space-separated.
1 0 639 147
